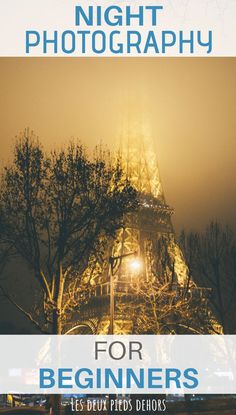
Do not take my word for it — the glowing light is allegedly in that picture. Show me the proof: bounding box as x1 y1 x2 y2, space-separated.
129 258 142 272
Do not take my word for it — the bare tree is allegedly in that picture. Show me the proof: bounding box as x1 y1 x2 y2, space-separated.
129 279 216 334
179 221 236 334
119 267 216 335
0 225 14 296
0 131 139 415
115 235 216 335
0 131 138 336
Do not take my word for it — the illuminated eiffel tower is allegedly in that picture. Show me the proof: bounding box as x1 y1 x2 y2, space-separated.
68 112 189 335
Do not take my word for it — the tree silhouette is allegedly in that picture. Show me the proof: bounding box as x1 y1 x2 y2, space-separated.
180 221 236 333
117 235 216 335
0 130 138 336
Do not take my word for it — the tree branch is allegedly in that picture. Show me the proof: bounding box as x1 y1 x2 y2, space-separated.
0 285 49 334
39 270 52 302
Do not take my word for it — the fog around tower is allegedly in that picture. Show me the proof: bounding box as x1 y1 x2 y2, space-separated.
0 57 235 233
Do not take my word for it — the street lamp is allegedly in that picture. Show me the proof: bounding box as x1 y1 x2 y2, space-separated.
108 251 141 334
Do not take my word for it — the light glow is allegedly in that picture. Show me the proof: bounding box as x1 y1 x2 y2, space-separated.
129 258 142 272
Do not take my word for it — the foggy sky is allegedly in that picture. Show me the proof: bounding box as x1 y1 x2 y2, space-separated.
0 58 235 232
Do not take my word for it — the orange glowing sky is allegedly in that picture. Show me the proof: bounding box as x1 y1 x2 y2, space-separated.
0 58 235 232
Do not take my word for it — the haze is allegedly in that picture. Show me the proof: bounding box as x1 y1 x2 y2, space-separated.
0 58 235 233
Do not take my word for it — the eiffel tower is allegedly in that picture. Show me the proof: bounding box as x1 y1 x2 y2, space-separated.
67 112 189 335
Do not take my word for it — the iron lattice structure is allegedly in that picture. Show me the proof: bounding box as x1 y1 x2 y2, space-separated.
72 115 189 334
